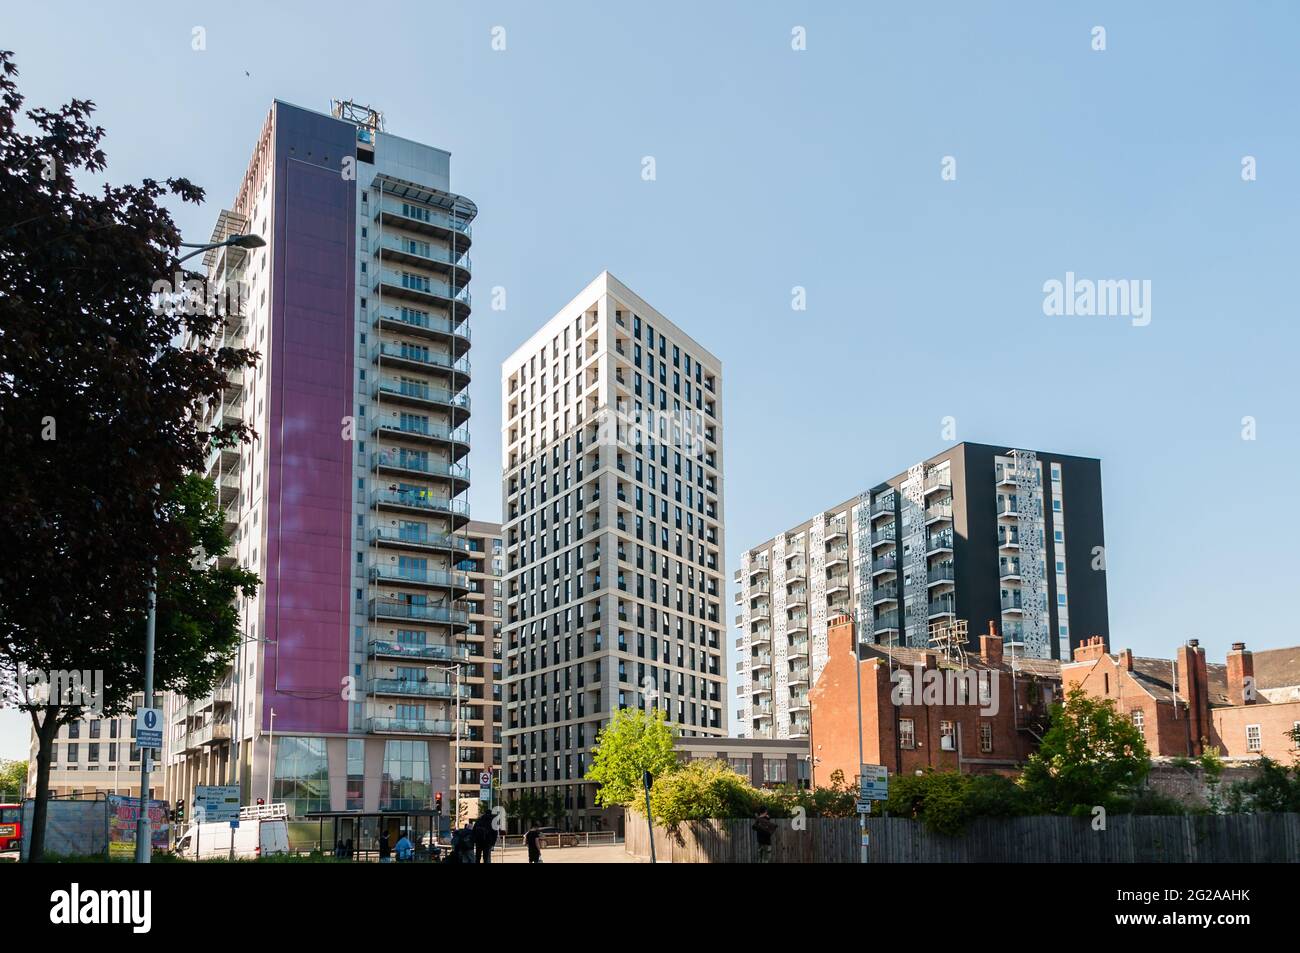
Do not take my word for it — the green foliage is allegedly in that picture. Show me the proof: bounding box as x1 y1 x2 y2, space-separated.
648 759 757 826
1020 687 1150 816
880 771 1030 835
0 759 26 800
585 707 678 807
502 791 563 830
1223 757 1300 814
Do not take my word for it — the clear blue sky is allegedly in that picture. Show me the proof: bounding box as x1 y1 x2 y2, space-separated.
3 1 1298 758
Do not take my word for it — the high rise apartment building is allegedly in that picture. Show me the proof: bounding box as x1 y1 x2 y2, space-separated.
737 443 1108 739
167 99 477 823
457 520 503 810
501 272 726 830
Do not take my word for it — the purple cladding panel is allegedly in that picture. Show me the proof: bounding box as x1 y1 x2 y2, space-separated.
261 103 357 733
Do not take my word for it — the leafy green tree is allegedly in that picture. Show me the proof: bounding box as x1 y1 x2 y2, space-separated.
880 771 1029 834
648 759 757 826
1224 757 1300 814
0 758 27 800
1020 687 1150 816
0 52 259 861
585 707 678 807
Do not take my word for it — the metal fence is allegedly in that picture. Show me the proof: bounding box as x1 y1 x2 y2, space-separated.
625 814 1300 863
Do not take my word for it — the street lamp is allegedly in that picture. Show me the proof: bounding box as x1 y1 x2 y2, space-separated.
135 231 265 864
835 606 870 864
426 661 462 830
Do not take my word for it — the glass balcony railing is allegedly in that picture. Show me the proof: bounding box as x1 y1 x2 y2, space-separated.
871 495 895 517
368 678 468 699
372 268 471 306
928 564 955 584
367 600 468 625
374 378 470 411
370 488 469 515
872 556 898 574
366 717 455 736
375 197 472 237
371 418 470 445
875 610 900 630
929 599 956 617
871 527 896 546
369 565 469 589
373 233 471 271
371 308 470 344
369 451 469 482
927 532 954 552
367 639 469 661
371 526 473 553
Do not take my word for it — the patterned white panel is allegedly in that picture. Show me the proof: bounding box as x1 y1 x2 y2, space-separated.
772 542 790 738
738 550 752 734
852 498 874 644
1012 450 1050 659
809 515 828 690
902 465 928 647
772 536 789 738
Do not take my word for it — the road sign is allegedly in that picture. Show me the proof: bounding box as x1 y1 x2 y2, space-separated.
194 785 241 824
478 770 492 804
859 763 888 801
135 707 163 749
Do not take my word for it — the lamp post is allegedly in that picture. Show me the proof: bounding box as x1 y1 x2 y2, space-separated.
427 661 462 829
135 231 265 864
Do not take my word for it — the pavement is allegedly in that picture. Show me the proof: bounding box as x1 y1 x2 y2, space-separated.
496 843 637 864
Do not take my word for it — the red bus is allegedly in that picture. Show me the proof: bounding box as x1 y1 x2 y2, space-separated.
0 804 21 851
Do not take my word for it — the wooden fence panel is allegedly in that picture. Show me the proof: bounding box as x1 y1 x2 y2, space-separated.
623 814 1300 863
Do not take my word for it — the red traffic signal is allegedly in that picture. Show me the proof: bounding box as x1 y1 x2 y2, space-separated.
435 792 443 813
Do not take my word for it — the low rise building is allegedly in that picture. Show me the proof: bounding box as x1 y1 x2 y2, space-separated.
674 736 810 790
808 616 1060 787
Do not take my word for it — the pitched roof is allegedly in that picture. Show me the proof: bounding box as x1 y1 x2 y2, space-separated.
860 645 1061 679
1253 647 1300 692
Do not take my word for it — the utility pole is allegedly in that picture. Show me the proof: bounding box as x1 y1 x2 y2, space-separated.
135 566 157 864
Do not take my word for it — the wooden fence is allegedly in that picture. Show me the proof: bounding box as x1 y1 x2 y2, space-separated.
624 814 1300 863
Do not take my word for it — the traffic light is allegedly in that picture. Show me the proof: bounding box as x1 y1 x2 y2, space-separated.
256 797 265 807
175 799 185 823
434 791 443 814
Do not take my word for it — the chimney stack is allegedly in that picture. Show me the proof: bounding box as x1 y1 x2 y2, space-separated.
1119 648 1134 672
1176 640 1210 755
1226 642 1255 706
1072 635 1107 663
980 621 1003 666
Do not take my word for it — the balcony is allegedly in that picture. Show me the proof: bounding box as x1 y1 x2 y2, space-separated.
928 564 956 586
371 338 470 381
786 614 809 634
750 628 772 646
369 678 468 700
370 488 470 527
786 587 808 604
824 520 847 541
1001 621 1025 644
216 472 239 507
785 562 807 583
193 721 231 747
366 717 455 737
999 563 1022 580
368 599 468 626
751 655 772 671
788 640 810 659
370 526 474 557
789 666 810 686
749 605 771 622
871 556 898 577
928 598 956 619
372 233 471 280
789 695 810 712
369 564 470 594
370 451 470 493
748 563 770 578
373 196 473 248
373 378 471 426
825 547 849 567
368 639 469 662
924 472 952 496
826 576 849 596
998 532 1021 550
926 532 954 554
925 503 953 525
872 585 899 605
371 314 473 358
871 495 896 519
875 610 900 631
1001 594 1025 613
370 419 470 460
370 268 471 319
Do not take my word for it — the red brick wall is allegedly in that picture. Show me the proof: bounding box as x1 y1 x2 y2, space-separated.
1061 654 1195 757
1210 700 1300 759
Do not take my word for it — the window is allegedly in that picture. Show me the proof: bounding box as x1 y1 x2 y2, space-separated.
1246 724 1262 752
979 721 993 753
761 757 787 786
271 736 329 817
939 721 955 751
381 739 431 811
898 718 915 749
1130 709 1145 737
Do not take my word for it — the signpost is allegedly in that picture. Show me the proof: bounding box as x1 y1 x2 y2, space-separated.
135 707 163 750
478 770 492 808
856 764 888 863
194 785 241 823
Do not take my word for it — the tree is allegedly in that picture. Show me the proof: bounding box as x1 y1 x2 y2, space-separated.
648 759 756 826
585 707 678 807
1020 687 1150 816
0 758 27 801
0 51 260 860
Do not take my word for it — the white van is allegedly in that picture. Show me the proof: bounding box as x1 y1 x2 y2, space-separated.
175 802 290 860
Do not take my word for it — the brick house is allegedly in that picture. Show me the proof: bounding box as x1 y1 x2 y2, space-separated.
1064 637 1300 761
808 616 1061 788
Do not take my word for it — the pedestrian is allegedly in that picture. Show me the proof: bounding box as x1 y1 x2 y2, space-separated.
524 827 543 864
752 807 776 863
344 838 353 860
379 829 392 863
473 811 498 863
334 838 344 860
456 820 476 864
394 829 414 862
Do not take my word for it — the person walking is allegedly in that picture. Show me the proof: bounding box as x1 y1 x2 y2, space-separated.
473 811 498 863
752 807 776 863
394 829 414 862
524 827 543 864
378 829 392 863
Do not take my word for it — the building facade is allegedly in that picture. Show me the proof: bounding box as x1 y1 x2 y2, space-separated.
26 693 166 800
458 520 503 815
501 272 726 830
674 736 811 790
808 616 1061 786
736 442 1107 739
166 99 476 824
